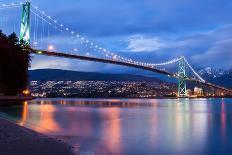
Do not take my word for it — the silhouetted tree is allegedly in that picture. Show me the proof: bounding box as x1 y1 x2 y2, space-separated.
0 30 31 95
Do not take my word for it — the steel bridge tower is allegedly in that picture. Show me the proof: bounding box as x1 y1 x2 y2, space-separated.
20 1 31 44
178 57 187 97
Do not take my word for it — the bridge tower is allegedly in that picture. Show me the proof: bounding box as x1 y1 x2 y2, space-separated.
178 57 187 97
20 1 31 44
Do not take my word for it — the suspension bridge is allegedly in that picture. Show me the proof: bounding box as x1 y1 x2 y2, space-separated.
0 1 231 97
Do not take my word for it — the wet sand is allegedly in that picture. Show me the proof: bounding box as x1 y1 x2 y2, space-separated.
0 118 74 155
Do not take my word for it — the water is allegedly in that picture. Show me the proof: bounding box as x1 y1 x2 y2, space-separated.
0 98 232 155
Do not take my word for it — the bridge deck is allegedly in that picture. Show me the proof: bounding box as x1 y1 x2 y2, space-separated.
31 49 232 93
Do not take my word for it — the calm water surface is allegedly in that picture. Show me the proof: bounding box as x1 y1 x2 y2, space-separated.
1 98 232 155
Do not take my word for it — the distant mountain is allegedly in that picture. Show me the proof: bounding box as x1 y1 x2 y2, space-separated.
29 69 163 83
198 67 228 78
197 67 232 88
29 68 232 88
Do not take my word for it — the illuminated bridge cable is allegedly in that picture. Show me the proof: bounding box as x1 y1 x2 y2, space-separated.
31 3 189 68
183 57 205 83
0 2 205 73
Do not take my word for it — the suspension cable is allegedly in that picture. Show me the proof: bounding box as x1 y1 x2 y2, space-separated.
183 57 205 83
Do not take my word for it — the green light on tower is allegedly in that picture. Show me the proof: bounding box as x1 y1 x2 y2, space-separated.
20 1 31 44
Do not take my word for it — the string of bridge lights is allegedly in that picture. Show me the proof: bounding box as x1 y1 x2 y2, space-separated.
30 3 184 68
1 2 200 71
183 57 205 83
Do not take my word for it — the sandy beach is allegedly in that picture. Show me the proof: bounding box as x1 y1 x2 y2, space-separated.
0 118 73 155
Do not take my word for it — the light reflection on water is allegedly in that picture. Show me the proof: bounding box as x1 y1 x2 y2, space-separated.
0 98 232 155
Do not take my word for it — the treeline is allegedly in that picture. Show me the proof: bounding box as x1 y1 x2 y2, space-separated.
0 30 31 95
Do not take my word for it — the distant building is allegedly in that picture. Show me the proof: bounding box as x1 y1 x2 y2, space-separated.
187 89 193 96
194 87 204 96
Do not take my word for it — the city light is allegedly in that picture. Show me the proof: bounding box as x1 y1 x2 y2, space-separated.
22 89 30 96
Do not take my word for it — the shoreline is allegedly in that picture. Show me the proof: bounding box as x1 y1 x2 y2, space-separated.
35 96 232 99
0 117 74 155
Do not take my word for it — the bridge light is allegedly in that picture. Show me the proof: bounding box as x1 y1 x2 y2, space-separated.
37 51 43 54
48 45 55 51
113 55 117 60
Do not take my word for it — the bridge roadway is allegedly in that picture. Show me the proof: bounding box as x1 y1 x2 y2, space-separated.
31 49 232 93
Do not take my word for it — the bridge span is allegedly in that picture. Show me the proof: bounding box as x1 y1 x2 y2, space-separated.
32 49 232 94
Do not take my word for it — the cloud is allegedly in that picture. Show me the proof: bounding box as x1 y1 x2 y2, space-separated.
126 35 165 52
192 39 232 69
31 56 71 69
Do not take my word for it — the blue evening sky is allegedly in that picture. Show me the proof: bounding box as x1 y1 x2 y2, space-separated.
1 0 232 73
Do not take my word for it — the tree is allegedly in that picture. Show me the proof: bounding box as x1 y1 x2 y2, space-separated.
0 30 31 95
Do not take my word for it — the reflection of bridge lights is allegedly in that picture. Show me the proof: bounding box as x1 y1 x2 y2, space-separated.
48 45 55 51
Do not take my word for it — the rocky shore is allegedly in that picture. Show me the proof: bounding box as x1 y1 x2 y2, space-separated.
0 118 73 155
